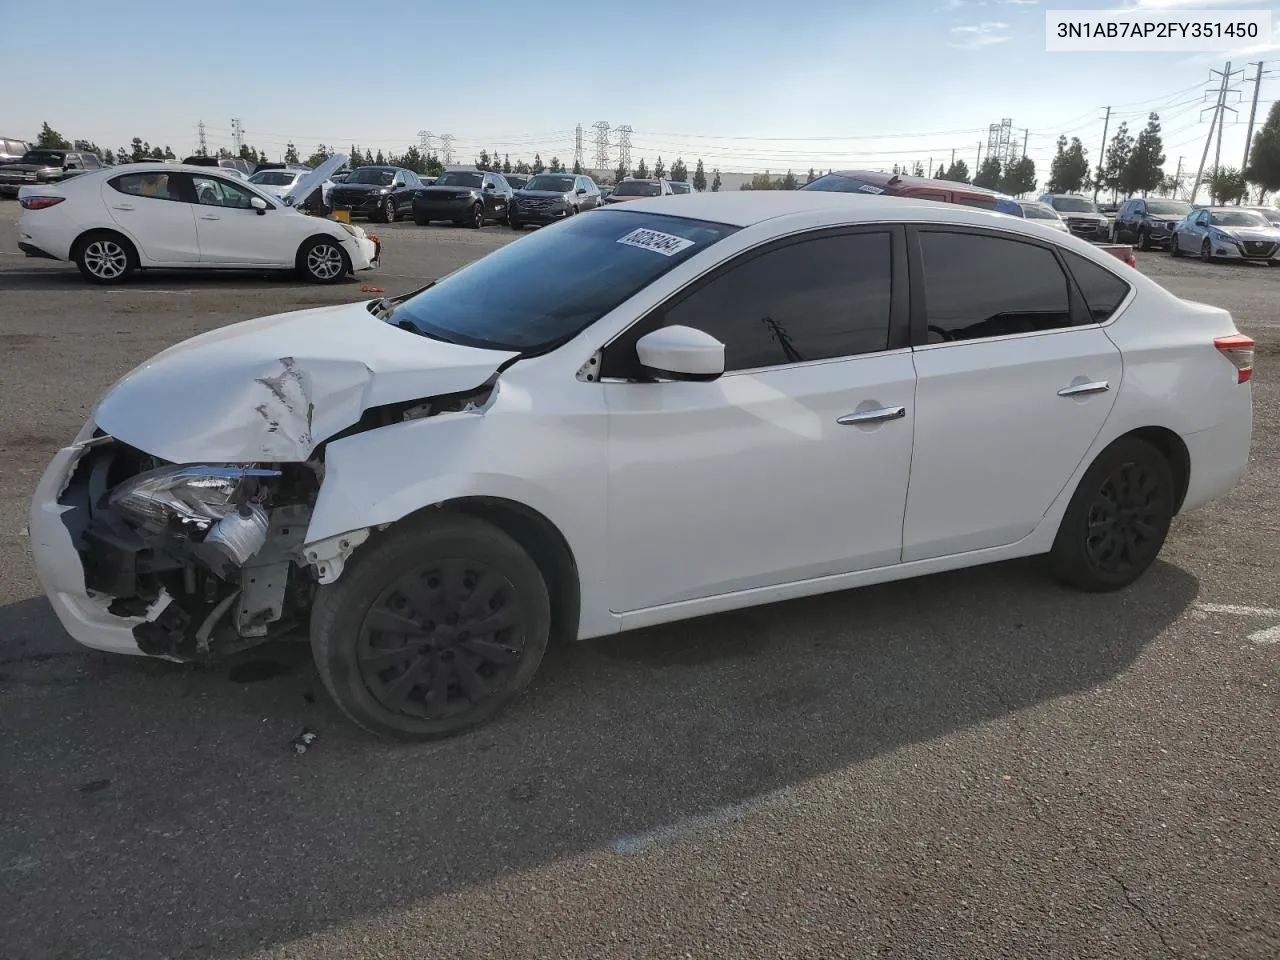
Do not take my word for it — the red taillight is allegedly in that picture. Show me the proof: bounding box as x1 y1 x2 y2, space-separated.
20 196 64 210
1215 334 1255 383
1126 253 1136 268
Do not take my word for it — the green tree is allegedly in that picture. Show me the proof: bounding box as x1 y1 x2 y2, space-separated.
532 153 545 173
943 159 970 183
935 164 946 179
424 152 444 177
973 157 1002 190
129 137 146 162
116 146 129 164
364 149 374 165
805 167 816 185
573 158 583 174
635 157 648 178
670 157 688 182
1099 121 1133 198
711 168 722 192
549 156 563 172
998 156 1037 196
912 162 925 177
284 142 299 164
653 156 666 179
1048 135 1090 193
306 144 331 167
373 149 385 165
515 158 531 174
749 171 778 190
693 159 707 191
1245 101 1280 201
37 122 70 149
476 149 491 171
1208 166 1249 204
614 160 628 182
1124 112 1165 196
780 169 799 190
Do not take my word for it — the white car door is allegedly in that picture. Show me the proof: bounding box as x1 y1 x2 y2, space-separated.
601 228 916 613
101 171 199 263
902 228 1126 562
189 173 300 265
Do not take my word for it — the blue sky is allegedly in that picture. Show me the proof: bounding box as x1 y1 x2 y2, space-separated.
7 0 1279 182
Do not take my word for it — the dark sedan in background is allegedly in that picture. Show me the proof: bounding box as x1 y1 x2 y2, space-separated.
411 169 512 228
328 165 426 222
509 173 600 229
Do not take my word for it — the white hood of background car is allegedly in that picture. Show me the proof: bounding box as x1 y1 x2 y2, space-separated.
92 301 519 463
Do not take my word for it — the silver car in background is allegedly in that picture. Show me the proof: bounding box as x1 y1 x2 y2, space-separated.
1170 206 1280 264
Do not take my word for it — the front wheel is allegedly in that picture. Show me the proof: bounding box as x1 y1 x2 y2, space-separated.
1137 228 1152 252
75 232 136 285
310 514 552 740
469 202 484 229
297 236 350 283
1200 238 1213 262
413 213 429 226
382 197 397 223
1047 437 1175 593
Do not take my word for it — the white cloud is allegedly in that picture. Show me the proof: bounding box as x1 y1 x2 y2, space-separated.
949 21 1014 47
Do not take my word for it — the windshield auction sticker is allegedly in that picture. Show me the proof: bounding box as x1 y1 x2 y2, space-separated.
617 228 695 256
1045 8 1271 51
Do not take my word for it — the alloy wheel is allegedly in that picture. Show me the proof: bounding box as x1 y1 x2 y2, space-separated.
356 560 527 720
473 203 484 228
384 198 395 223
1083 461 1166 576
84 239 128 280
306 242 344 281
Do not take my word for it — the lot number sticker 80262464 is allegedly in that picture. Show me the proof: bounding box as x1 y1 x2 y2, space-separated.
616 228 695 257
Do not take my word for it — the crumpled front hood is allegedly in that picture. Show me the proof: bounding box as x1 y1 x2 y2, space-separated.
92 301 519 464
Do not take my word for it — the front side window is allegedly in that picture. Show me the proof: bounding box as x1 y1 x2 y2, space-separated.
191 174 259 209
919 231 1071 342
110 172 185 202
658 232 894 372
1062 250 1131 323
389 210 739 353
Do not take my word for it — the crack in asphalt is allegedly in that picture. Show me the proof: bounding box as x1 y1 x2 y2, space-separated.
1113 873 1178 958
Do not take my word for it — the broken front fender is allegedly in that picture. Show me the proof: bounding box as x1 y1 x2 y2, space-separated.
91 301 520 463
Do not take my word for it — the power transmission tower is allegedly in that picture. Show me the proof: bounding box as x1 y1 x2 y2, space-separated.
439 133 455 165
985 119 1014 165
230 118 243 154
1092 106 1111 201
197 120 208 157
616 124 632 173
1192 62 1242 203
1242 61 1275 174
418 129 433 153
592 121 610 170
573 123 584 170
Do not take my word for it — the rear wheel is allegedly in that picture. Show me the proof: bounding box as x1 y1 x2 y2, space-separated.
1047 437 1175 592
413 212 429 226
74 232 136 285
311 514 552 740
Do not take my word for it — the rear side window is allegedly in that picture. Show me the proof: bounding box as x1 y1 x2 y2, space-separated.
919 231 1071 342
1062 250 1131 323
110 172 186 202
659 232 894 371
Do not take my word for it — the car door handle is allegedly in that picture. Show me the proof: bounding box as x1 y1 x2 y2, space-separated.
1057 380 1110 397
838 405 906 426
198 214 220 221
111 203 135 211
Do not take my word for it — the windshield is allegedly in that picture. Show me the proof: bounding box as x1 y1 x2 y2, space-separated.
612 180 662 197
249 171 298 186
506 176 528 188
1020 202 1060 220
347 167 395 185
390 211 739 352
1049 197 1097 213
801 173 887 195
1210 210 1268 227
526 174 575 192
1145 200 1190 216
20 150 66 166
436 171 483 188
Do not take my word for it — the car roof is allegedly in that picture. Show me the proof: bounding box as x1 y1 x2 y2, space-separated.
610 190 1070 229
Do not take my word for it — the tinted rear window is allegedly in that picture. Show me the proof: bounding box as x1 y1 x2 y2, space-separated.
613 180 662 197
389 210 739 352
21 150 66 166
1062 250 1131 323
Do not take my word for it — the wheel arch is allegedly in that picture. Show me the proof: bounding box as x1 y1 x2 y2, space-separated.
1121 425 1191 514
295 232 352 274
72 226 139 263
394 497 581 645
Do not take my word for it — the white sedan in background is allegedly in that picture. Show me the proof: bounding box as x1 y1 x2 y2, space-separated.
248 167 336 208
1170 206 1280 264
29 192 1253 740
16 157 378 284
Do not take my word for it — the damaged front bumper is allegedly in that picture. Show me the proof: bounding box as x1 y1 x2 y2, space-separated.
28 432 354 661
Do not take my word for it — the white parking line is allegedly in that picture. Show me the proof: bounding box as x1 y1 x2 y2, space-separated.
1195 602 1280 617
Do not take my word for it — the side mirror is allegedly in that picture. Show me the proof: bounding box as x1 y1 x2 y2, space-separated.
65 162 79 170
635 326 725 382
576 187 587 195
250 196 268 215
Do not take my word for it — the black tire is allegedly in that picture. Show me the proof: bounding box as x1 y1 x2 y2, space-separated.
297 236 350 284
1170 233 1182 257
1200 238 1212 262
1047 437 1175 593
74 231 136 285
311 513 552 740
509 217 522 231
380 197 396 223
469 202 484 229
1136 227 1151 252
413 213 428 226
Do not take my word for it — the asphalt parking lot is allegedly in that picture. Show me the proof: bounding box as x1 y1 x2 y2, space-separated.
2 203 1279 960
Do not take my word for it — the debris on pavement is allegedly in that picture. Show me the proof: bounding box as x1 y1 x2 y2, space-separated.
290 728 318 754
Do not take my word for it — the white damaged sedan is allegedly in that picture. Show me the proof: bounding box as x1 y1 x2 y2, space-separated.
16 155 378 284
29 192 1254 739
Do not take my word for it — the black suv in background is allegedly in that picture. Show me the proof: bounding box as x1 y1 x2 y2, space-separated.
509 173 600 229
1111 197 1193 250
328 165 426 222
412 169 513 228
0 148 102 197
